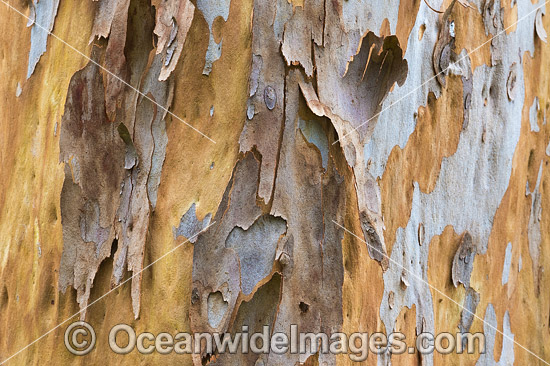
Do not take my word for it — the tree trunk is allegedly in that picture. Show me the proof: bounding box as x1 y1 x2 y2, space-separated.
0 0 549 365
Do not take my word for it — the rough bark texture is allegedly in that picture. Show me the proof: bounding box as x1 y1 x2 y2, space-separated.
0 0 549 365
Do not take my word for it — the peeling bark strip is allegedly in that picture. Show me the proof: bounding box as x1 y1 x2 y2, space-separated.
191 71 347 365
26 0 60 79
152 0 195 80
58 49 126 318
58 0 174 318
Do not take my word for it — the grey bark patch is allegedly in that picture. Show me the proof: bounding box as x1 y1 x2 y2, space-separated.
209 274 282 366
174 203 212 243
246 102 255 120
190 152 263 344
147 108 169 210
196 0 232 75
249 55 262 97
327 31 408 136
137 54 174 211
501 242 512 285
225 215 286 295
452 232 476 288
27 0 60 79
263 86 276 110
298 119 329 169
207 291 228 328
459 287 479 334
79 200 110 255
529 97 541 132
476 305 515 366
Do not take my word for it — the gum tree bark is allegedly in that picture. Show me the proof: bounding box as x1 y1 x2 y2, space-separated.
0 0 549 365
